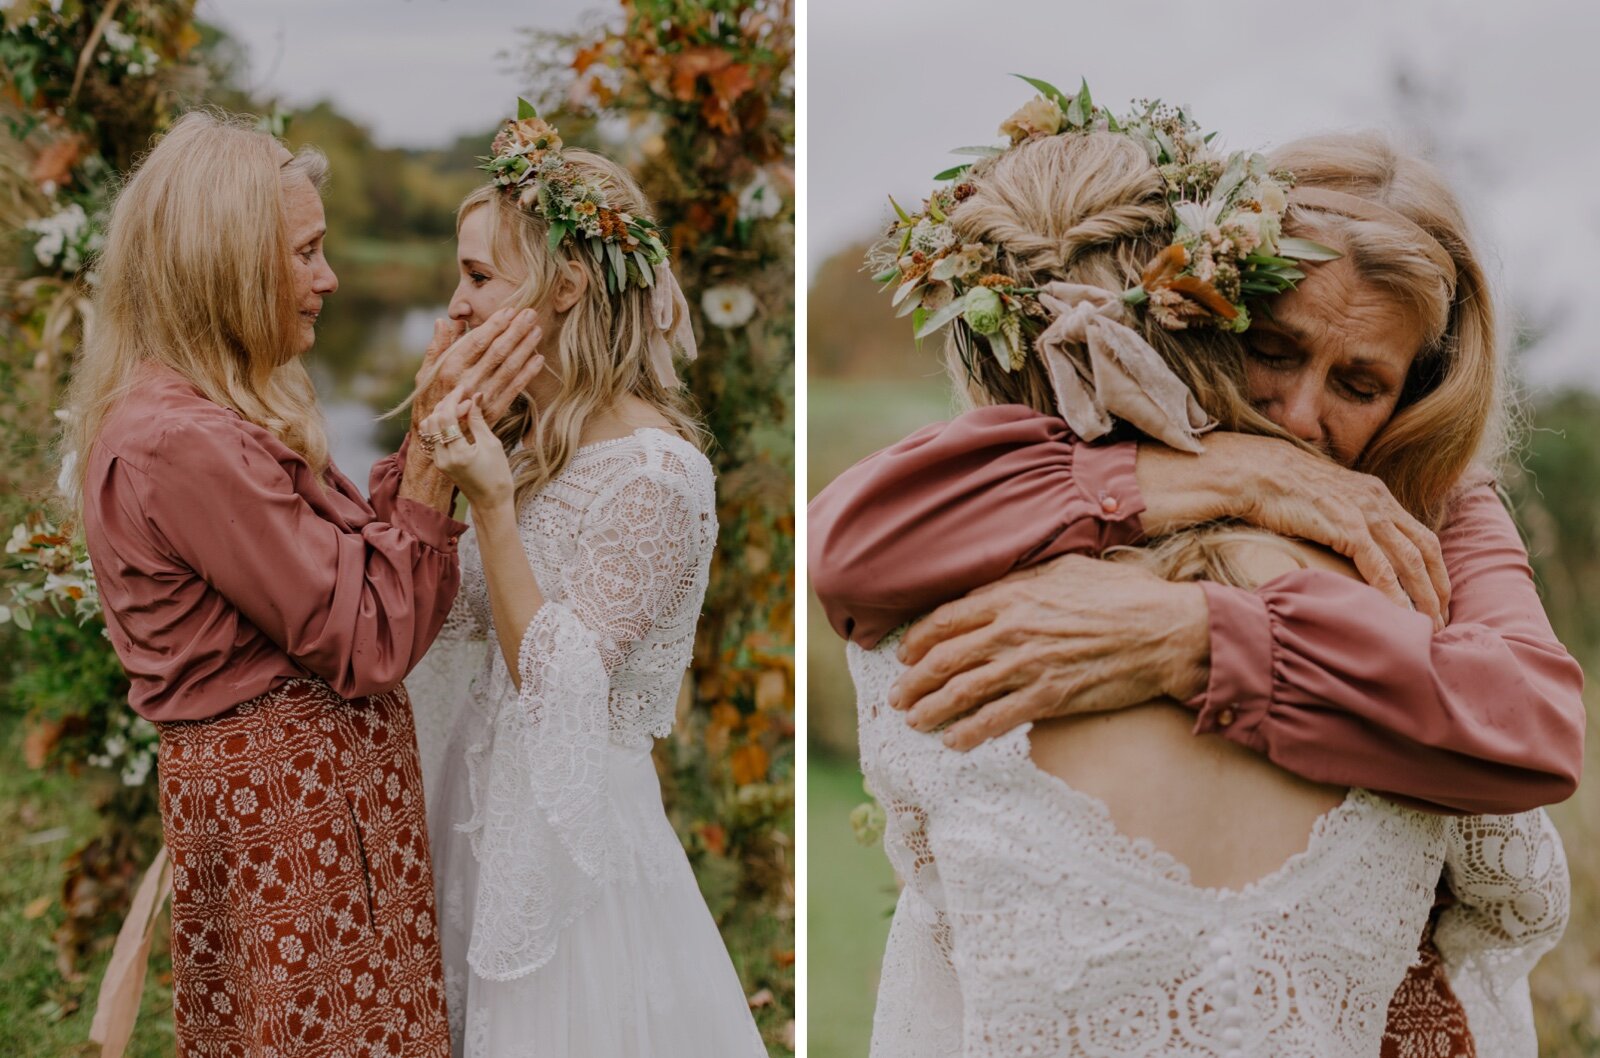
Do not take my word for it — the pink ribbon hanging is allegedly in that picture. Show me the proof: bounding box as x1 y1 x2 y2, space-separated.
646 263 698 389
1033 282 1215 453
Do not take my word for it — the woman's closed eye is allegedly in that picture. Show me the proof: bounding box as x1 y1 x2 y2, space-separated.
1246 339 1297 369
1336 374 1385 403
468 270 492 286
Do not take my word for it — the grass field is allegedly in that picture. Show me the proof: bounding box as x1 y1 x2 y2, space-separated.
0 713 172 1058
806 754 896 1058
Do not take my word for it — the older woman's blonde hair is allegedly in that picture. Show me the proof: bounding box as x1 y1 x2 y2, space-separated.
930 128 1501 529
1271 132 1504 527
418 151 705 510
65 110 331 515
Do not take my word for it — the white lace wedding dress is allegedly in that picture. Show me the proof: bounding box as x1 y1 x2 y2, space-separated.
850 635 1569 1058
407 428 767 1058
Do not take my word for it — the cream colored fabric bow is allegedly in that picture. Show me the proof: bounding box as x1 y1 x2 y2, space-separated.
1034 282 1215 453
647 263 698 389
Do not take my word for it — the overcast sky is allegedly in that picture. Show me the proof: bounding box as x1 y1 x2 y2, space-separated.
201 0 600 147
809 0 1599 389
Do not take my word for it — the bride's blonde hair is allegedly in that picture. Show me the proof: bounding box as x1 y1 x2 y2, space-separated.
412 151 705 510
65 109 332 515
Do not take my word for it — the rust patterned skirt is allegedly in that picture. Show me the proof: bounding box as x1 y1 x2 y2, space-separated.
156 678 450 1058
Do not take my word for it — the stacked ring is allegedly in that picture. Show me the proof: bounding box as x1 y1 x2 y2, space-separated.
439 426 466 445
417 431 444 455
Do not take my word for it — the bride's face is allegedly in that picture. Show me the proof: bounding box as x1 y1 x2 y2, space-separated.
449 205 526 328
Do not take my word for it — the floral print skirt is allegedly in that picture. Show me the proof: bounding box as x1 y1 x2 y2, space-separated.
156 678 449 1058
1381 907 1476 1058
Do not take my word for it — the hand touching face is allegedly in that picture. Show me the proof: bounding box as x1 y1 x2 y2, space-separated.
418 387 528 511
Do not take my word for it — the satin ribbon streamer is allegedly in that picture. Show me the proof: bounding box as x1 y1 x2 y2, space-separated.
1034 282 1216 453
647 263 697 389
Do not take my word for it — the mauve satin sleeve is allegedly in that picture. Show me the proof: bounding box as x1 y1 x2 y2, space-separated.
1193 485 1585 814
808 404 1144 646
143 420 463 699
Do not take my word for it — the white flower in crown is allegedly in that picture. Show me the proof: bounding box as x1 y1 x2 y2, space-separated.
1173 199 1227 239
702 284 757 328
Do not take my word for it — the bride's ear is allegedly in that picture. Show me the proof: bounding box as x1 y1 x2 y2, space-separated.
549 259 589 313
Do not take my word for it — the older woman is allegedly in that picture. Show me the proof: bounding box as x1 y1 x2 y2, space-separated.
811 129 1581 1054
70 112 544 1057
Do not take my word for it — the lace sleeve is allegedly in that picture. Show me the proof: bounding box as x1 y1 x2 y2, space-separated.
462 454 715 981
852 637 965 1056
1435 810 1570 1056
871 801 964 1057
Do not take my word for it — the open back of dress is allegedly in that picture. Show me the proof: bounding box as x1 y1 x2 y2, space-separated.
853 533 1450 1057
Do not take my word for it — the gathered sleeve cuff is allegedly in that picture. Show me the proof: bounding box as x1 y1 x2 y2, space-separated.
1182 485 1584 815
809 404 1145 647
368 433 464 552
143 419 466 699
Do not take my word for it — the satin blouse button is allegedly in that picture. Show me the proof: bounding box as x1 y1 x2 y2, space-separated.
1216 706 1237 727
1222 1028 1244 1047
1208 936 1229 955
1100 494 1120 514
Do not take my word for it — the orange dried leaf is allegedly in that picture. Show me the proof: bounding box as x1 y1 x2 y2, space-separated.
23 718 64 770
30 135 86 190
1139 243 1189 289
23 895 52 920
572 41 607 75
1166 275 1239 320
698 822 726 857
669 46 732 102
730 742 769 786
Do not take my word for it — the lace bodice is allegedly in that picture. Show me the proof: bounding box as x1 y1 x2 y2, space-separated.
850 636 1569 1058
409 428 717 981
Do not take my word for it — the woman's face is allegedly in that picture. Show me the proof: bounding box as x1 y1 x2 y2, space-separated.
282 173 338 357
1243 252 1429 466
450 205 527 328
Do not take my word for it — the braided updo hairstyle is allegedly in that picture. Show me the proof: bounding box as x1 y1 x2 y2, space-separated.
926 131 1294 446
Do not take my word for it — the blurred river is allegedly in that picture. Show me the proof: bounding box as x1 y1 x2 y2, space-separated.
308 301 447 488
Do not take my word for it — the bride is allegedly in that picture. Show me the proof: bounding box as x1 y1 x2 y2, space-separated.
403 106 766 1057
839 88 1567 1057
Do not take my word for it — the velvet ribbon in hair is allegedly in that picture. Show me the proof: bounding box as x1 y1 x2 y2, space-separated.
1034 282 1215 453
646 263 697 389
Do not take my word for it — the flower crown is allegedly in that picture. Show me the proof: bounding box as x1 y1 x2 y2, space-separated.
481 99 671 295
870 76 1339 375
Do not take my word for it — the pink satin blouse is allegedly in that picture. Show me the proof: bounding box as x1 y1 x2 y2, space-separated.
83 362 467 721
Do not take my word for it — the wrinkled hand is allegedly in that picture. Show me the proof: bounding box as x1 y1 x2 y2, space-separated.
413 307 545 428
889 554 1210 750
1205 433 1449 628
419 387 525 511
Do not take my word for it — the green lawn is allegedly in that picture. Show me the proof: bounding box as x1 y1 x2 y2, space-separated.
807 753 896 1058
0 713 172 1058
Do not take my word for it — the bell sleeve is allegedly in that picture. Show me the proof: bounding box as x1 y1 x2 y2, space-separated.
1434 810 1570 1055
460 456 715 980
